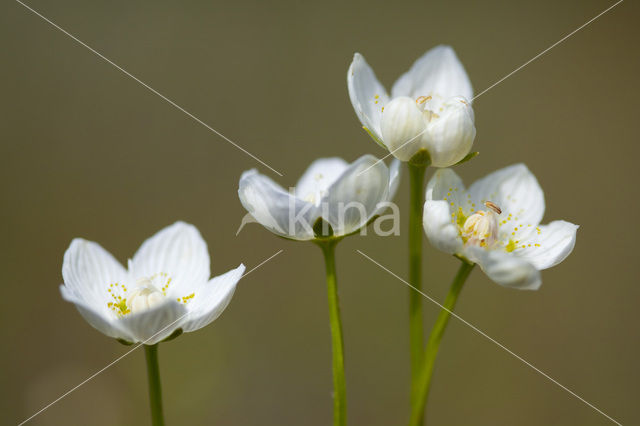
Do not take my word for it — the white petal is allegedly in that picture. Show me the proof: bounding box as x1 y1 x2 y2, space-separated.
238 170 318 240
423 200 463 255
373 159 402 218
387 159 402 201
468 164 545 229
426 168 465 199
131 222 210 294
347 53 389 141
295 158 349 204
62 238 128 311
469 248 541 290
60 285 132 341
323 155 389 236
424 97 476 167
380 96 427 161
182 264 245 332
391 45 473 112
426 168 474 216
516 221 578 270
424 169 470 255
118 300 187 344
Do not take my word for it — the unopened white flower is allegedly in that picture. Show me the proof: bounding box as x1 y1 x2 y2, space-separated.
348 45 476 166
423 164 578 290
60 222 245 344
238 155 401 240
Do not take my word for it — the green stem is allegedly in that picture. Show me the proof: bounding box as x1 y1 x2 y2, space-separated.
409 261 475 426
408 162 427 407
319 240 347 426
144 344 165 426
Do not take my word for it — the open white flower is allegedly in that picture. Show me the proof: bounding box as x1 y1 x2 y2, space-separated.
238 155 401 240
423 164 578 290
60 222 245 344
348 45 476 166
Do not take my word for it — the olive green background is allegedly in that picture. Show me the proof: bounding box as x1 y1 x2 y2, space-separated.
1 0 638 425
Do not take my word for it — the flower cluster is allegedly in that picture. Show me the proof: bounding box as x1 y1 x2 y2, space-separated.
239 45 577 290
58 44 579 426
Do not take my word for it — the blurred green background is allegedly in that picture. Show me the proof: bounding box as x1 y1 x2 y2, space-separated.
1 0 638 424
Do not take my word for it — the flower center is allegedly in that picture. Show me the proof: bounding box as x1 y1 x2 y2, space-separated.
106 273 195 317
462 201 502 248
415 96 440 122
126 278 166 314
301 173 329 206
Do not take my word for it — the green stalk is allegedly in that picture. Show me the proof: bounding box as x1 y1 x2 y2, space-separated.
144 344 165 426
408 162 427 407
319 240 347 426
410 261 475 426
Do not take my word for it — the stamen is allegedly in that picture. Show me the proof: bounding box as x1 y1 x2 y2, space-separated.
416 95 432 105
484 201 502 214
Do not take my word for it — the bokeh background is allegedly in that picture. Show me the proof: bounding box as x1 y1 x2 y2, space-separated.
1 0 638 424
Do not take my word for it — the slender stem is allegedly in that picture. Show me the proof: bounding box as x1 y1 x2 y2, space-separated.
144 344 165 426
319 240 347 426
409 261 475 426
408 162 427 407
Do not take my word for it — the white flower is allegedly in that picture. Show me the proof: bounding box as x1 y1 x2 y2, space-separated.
423 164 578 290
347 45 476 166
60 222 245 344
238 155 401 240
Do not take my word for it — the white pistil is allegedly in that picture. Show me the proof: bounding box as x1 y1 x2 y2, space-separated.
127 277 165 314
462 201 501 248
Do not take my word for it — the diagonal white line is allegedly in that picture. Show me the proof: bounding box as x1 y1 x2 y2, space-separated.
15 0 284 177
356 250 622 426
243 249 284 275
357 0 623 176
472 0 623 101
17 318 184 426
17 249 284 426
